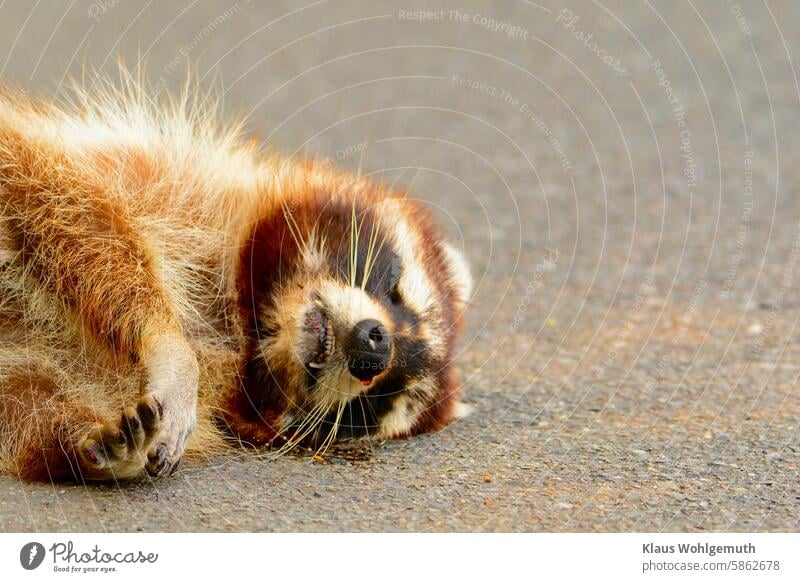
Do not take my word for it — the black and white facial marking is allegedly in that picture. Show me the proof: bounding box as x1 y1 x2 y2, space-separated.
248 195 471 446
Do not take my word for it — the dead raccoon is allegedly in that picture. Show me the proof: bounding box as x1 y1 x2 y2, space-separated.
0 75 472 482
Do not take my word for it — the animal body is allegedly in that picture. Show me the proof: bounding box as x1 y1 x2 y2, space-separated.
0 75 472 482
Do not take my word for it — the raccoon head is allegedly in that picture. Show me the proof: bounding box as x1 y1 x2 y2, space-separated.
240 183 471 448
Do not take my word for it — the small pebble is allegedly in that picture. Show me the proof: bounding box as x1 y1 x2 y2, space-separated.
747 323 763 336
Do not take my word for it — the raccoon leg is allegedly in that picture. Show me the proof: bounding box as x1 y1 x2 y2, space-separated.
0 126 197 478
0 368 162 481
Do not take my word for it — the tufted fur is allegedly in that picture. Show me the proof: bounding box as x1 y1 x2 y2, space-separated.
0 72 471 482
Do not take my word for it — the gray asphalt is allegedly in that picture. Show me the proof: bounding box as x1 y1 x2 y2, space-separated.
0 0 798 532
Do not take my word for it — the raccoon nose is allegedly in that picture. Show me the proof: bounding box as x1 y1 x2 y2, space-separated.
346 319 391 383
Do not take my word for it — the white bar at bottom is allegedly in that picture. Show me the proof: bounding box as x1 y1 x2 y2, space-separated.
1 533 797 581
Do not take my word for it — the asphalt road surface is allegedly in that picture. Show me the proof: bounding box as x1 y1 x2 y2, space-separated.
0 0 798 531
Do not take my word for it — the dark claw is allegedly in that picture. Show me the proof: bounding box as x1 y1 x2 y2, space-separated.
121 414 139 445
125 413 141 432
153 396 164 419
95 438 111 457
146 443 170 477
168 457 183 475
137 398 160 433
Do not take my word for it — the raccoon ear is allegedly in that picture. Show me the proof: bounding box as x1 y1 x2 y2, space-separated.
441 242 472 311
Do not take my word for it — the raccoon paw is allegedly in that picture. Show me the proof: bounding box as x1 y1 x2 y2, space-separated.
76 394 162 481
140 390 195 478
140 335 198 477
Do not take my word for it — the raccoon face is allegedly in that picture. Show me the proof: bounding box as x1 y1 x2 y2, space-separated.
242 191 471 446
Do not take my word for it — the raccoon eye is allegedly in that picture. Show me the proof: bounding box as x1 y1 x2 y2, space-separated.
388 257 402 304
389 286 402 305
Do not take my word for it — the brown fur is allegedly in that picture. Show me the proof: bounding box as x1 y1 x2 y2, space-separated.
0 75 470 482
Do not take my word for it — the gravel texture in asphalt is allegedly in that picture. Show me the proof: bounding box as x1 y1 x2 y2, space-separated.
0 0 798 531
